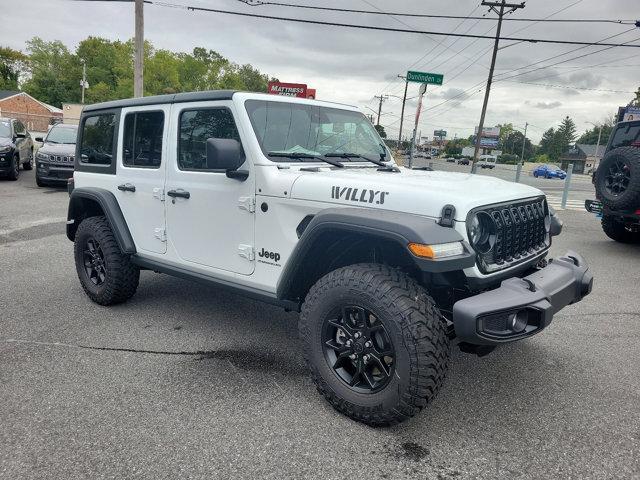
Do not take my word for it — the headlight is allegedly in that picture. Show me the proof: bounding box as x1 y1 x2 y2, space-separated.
466 212 495 253
0 145 11 153
36 151 49 160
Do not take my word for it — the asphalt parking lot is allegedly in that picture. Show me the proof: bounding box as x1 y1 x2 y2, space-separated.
1 169 639 479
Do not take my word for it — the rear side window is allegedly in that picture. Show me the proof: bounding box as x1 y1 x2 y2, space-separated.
609 122 640 150
178 108 239 171
123 111 164 168
80 113 116 165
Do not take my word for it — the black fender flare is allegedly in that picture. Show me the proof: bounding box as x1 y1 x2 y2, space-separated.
66 187 136 254
276 207 475 301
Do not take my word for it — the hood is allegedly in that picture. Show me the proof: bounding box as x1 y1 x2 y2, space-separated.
0 137 12 148
38 142 75 156
289 166 543 220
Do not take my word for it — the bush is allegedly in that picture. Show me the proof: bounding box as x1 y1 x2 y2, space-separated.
532 154 550 163
498 153 519 164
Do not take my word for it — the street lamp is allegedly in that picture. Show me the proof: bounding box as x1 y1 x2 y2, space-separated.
585 121 603 170
80 59 89 104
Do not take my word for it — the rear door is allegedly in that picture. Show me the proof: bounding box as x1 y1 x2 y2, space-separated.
115 106 169 254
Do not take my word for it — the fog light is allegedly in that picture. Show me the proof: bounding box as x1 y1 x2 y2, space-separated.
408 241 465 259
508 310 528 333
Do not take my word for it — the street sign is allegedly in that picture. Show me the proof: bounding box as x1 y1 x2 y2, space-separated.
407 70 444 85
434 130 447 138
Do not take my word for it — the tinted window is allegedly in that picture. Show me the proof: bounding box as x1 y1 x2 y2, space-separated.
178 108 239 171
14 121 25 135
0 120 10 137
80 113 116 165
123 111 164 168
609 122 640 150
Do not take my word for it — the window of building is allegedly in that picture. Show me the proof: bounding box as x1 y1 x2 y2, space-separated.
178 108 239 171
123 111 164 168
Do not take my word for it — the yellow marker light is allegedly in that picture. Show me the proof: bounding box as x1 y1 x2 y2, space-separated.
408 242 465 259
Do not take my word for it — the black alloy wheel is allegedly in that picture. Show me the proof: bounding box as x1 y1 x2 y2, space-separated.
83 237 107 286
322 305 394 393
603 159 630 197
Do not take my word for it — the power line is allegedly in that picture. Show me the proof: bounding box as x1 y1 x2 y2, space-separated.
139 1 640 48
233 0 637 25
500 80 635 93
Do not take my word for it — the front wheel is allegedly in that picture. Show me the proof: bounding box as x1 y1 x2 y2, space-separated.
601 215 639 243
74 216 140 305
7 155 19 180
299 264 450 426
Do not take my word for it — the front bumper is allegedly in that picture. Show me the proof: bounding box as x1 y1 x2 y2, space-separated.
37 162 74 182
453 251 593 345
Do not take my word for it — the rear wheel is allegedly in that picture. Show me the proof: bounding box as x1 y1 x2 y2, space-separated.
601 215 640 244
299 264 450 426
74 216 140 305
23 150 33 170
595 147 640 210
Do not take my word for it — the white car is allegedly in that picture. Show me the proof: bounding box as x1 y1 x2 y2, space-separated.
66 91 592 426
478 154 497 169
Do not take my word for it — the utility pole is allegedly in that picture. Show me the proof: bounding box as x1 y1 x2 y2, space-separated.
586 121 603 170
397 75 408 149
408 83 427 168
80 59 87 104
134 0 144 98
471 0 525 173
519 122 528 162
374 94 388 126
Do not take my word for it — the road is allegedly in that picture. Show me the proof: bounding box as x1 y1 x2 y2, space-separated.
1 170 639 479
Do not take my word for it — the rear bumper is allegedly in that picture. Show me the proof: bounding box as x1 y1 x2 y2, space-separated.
453 251 593 346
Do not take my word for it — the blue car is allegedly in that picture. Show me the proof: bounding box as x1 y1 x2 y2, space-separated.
533 164 566 179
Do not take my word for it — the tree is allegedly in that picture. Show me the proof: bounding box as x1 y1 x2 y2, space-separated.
503 131 534 160
577 114 616 145
556 116 577 156
632 87 640 107
497 123 514 146
374 124 387 138
0 46 28 90
444 137 470 156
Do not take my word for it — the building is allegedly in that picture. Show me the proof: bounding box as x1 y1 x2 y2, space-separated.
62 103 84 125
560 144 606 174
0 90 63 134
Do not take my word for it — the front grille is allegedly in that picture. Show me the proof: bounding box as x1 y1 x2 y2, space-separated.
474 197 549 273
49 155 74 164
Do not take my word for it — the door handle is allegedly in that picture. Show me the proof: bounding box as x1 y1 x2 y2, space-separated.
117 183 136 192
167 189 190 199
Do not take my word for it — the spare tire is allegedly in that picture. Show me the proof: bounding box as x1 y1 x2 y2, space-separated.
595 146 640 210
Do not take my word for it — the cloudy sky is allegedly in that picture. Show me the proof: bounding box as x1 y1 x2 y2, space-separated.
4 0 639 142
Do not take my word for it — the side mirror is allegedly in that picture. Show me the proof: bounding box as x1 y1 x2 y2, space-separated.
206 138 248 180
35 136 44 143
15 132 26 139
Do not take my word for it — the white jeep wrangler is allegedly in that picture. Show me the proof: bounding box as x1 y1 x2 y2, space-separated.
67 91 593 426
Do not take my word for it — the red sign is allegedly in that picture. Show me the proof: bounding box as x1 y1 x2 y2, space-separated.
268 82 307 98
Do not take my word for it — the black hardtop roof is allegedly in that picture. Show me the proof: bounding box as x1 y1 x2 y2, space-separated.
82 90 237 113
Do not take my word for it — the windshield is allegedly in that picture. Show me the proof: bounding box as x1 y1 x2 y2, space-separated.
0 120 10 138
245 100 388 162
45 125 78 144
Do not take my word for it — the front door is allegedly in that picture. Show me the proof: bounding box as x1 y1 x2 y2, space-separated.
115 106 169 254
165 101 255 275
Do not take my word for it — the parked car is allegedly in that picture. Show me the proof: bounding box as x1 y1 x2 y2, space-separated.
0 117 34 180
457 157 470 165
586 119 640 243
445 157 456 162
34 124 78 187
66 90 591 427
533 164 566 179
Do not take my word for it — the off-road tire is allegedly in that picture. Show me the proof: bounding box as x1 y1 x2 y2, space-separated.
601 214 639 244
595 147 640 210
299 263 450 426
74 216 139 305
8 155 19 181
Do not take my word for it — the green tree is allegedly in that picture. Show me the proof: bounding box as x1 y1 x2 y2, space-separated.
632 87 640 106
444 137 470 156
0 46 28 90
503 131 534 160
374 124 387 138
577 115 616 145
556 116 577 156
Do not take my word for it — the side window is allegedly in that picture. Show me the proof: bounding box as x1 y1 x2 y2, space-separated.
14 121 25 135
178 108 239 171
80 113 116 165
123 111 164 168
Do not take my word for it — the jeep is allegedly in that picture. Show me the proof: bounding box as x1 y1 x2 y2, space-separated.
66 91 593 426
586 119 640 243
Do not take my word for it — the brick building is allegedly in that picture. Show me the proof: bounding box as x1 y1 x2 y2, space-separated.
0 90 63 133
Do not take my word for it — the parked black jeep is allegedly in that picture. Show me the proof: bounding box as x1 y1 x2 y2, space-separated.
0 117 34 180
586 119 640 243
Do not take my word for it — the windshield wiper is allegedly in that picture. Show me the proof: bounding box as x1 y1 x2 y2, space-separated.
267 151 344 168
325 152 400 171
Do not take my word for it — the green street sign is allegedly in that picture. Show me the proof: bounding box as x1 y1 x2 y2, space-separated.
407 70 444 85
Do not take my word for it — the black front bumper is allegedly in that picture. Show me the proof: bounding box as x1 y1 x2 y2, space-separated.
453 251 593 345
37 163 74 182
